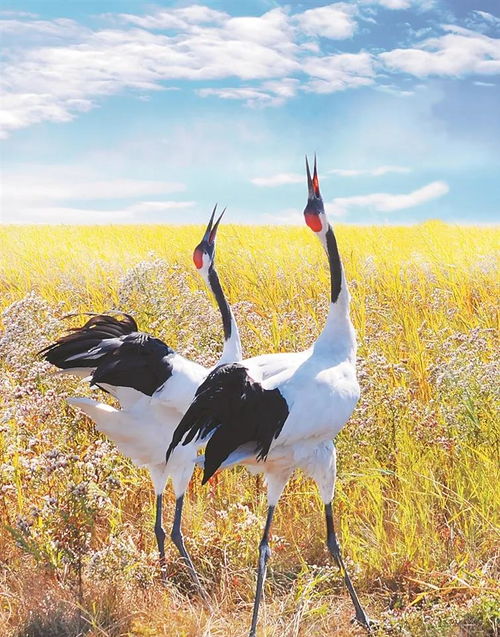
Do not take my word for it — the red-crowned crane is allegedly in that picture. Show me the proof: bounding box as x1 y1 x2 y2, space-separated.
40 207 242 598
167 158 372 634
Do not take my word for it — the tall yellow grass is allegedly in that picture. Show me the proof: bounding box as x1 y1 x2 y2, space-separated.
0 222 498 636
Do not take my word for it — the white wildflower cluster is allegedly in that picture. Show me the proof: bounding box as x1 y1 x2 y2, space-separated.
401 254 437 285
118 257 223 366
0 290 136 579
85 527 156 586
0 292 63 375
431 328 498 394
429 327 499 442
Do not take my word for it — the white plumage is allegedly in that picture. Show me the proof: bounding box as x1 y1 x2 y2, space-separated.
42 207 241 596
168 158 372 635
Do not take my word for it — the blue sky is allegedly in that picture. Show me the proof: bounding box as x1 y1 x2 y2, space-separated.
1 0 499 225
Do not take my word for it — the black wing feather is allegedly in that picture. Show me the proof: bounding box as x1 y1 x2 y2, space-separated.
40 313 174 396
39 314 137 368
90 334 174 396
166 363 289 483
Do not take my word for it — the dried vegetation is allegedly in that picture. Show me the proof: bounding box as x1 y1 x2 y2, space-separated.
0 223 498 636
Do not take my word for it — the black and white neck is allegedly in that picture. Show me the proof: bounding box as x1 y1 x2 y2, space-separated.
314 220 353 348
193 206 242 363
196 251 242 364
303 157 355 356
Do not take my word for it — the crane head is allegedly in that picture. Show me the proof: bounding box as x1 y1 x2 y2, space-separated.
193 204 225 271
304 155 326 233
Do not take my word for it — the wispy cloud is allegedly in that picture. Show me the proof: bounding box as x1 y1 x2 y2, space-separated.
0 10 39 18
117 6 228 30
303 52 375 93
360 0 436 10
4 202 195 225
123 200 194 214
466 11 500 34
327 180 449 216
1 170 190 223
329 165 411 176
260 208 303 225
199 87 284 107
250 172 303 187
362 0 410 9
2 175 185 202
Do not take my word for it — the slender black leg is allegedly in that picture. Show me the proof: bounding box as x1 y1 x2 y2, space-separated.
154 494 167 582
325 503 371 631
171 495 210 604
249 505 275 637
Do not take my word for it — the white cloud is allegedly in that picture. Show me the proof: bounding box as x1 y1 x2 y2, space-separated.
362 0 410 8
224 8 295 48
199 78 300 106
127 200 194 213
0 93 94 139
117 6 228 30
261 204 347 224
251 165 411 188
376 0 411 8
469 11 500 33
361 0 436 8
251 173 303 187
0 9 300 137
3 201 195 224
0 10 38 18
0 169 189 223
327 180 449 216
0 17 86 40
380 27 500 77
261 208 303 224
1 4 499 137
330 165 411 176
261 78 300 98
199 87 282 107
2 175 185 202
303 52 375 93
295 3 357 40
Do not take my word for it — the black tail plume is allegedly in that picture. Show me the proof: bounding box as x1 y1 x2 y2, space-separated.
39 313 138 369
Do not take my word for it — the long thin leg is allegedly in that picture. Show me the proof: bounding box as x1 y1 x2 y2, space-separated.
249 505 275 637
154 494 167 581
170 495 210 604
325 503 371 630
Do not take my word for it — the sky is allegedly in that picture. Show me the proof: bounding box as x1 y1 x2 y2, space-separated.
0 0 499 225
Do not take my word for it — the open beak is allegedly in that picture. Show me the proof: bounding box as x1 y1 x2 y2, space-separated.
304 155 323 232
194 205 226 269
201 204 225 245
201 204 217 243
209 207 225 244
306 154 320 199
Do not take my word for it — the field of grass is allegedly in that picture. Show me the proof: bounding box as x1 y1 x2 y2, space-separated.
0 222 498 637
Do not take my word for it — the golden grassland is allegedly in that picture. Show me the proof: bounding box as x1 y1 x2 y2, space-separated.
0 222 498 636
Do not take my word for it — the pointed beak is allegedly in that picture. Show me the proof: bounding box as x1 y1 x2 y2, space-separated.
194 205 225 269
304 154 323 232
306 155 314 199
306 154 320 199
200 204 225 245
209 207 225 244
201 204 217 243
312 154 320 197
